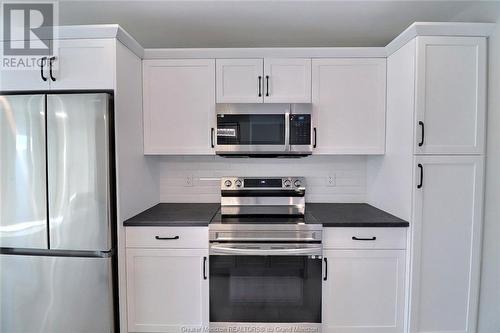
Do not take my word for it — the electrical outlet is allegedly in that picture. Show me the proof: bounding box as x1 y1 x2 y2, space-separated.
184 175 193 187
327 175 336 187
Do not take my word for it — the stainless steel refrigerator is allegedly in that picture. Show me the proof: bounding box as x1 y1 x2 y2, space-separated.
0 93 116 333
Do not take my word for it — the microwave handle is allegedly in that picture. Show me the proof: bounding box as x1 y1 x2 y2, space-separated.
285 112 290 152
211 127 215 148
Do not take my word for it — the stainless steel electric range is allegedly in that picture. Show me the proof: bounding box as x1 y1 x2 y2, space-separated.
209 177 323 332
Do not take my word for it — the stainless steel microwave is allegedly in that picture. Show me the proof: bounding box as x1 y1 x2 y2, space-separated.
215 103 314 157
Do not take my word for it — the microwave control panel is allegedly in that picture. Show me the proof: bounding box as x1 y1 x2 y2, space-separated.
289 114 311 145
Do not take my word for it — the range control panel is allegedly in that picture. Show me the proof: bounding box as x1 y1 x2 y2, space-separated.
221 177 305 190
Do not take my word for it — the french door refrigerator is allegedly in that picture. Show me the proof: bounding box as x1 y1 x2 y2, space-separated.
0 93 116 333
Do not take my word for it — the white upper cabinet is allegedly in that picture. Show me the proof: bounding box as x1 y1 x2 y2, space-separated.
323 249 406 333
0 39 115 91
0 40 51 91
216 59 263 103
143 59 216 154
410 156 484 333
414 37 486 155
312 58 386 154
49 39 115 90
216 58 311 103
263 58 311 103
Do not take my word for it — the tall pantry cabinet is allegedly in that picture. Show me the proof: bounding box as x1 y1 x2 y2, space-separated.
368 36 486 333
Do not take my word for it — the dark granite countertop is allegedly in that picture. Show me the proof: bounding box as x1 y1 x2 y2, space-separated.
124 203 409 227
123 203 220 227
307 203 409 227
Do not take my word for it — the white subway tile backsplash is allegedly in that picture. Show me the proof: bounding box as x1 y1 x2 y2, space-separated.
158 155 367 202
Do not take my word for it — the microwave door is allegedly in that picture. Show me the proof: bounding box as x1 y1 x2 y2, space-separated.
216 114 287 154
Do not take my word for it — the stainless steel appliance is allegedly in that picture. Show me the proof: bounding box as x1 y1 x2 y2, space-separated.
215 104 314 157
209 177 323 332
0 93 116 333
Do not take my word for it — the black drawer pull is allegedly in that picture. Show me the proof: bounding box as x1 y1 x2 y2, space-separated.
203 256 207 280
352 236 377 241
49 56 56 81
417 163 423 189
313 127 317 148
155 236 179 240
258 76 262 97
40 57 47 81
265 75 270 97
418 121 425 147
323 258 328 281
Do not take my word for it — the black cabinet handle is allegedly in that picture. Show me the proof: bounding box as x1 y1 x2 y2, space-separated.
418 121 425 147
352 236 377 241
417 163 423 189
211 128 215 148
323 258 328 281
40 57 47 81
313 128 317 148
258 76 262 97
154 235 179 240
49 56 56 81
265 75 270 97
203 256 207 280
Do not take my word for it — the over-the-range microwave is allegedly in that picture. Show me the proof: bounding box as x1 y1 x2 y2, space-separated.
215 103 314 157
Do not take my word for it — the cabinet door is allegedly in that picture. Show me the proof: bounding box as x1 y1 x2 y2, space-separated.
323 250 406 333
263 58 311 103
410 156 484 333
414 37 486 154
312 58 386 154
126 248 209 333
216 59 263 103
143 59 216 154
49 39 115 90
0 41 51 91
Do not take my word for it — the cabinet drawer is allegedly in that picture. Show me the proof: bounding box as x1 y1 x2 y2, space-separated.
126 227 208 249
323 228 407 249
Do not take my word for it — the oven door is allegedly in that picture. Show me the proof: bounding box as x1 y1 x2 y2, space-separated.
216 114 287 155
209 243 322 324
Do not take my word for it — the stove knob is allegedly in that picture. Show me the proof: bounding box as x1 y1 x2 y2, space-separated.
294 180 302 188
224 180 232 187
283 179 292 188
235 179 242 187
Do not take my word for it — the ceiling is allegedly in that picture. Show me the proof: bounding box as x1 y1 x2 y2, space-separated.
58 1 500 48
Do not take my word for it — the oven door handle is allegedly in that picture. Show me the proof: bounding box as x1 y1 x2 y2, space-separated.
210 244 321 256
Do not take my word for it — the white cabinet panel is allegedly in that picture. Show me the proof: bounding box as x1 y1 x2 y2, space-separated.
323 228 407 250
49 39 115 90
312 58 386 154
323 250 406 333
414 37 486 154
126 227 208 249
216 59 263 103
143 59 216 154
0 41 51 91
126 248 208 333
410 156 484 333
263 58 311 103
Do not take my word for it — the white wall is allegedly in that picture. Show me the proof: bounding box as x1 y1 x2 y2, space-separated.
158 155 367 203
478 21 500 333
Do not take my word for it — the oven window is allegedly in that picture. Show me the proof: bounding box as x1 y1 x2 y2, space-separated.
209 255 322 323
217 114 285 145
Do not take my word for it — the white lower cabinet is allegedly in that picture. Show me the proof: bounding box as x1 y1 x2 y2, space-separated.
126 248 209 333
322 227 406 333
409 156 484 333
